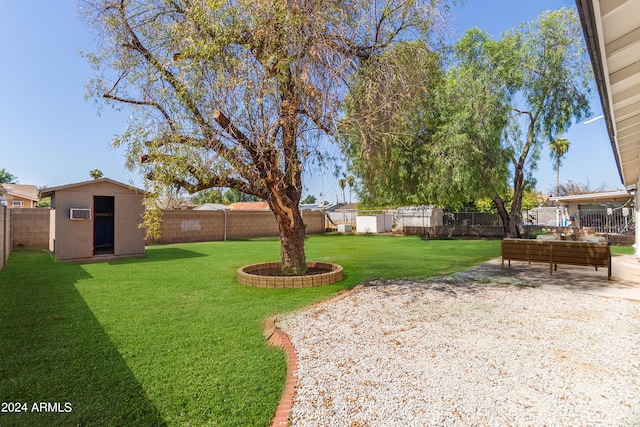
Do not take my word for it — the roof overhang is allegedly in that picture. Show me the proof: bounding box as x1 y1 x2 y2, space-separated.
549 189 634 204
576 0 640 189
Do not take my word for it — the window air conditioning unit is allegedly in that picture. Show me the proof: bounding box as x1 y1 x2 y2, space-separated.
70 208 92 220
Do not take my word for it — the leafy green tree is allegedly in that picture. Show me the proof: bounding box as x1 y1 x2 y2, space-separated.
83 0 446 274
455 8 592 237
340 40 509 208
35 198 51 208
192 188 258 205
475 188 541 214
222 189 259 205
0 168 17 184
301 194 316 204
192 189 224 205
342 8 592 237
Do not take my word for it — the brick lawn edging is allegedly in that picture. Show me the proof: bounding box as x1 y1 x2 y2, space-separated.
264 318 299 427
237 262 343 287
264 285 363 426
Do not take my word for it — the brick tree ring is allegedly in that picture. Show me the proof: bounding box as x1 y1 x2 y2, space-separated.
237 262 343 288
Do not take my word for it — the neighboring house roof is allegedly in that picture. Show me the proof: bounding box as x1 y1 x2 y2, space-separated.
549 189 633 204
300 202 339 211
228 201 270 211
576 0 640 188
0 184 39 202
299 203 319 210
39 178 144 198
335 203 358 212
536 193 552 205
193 203 229 210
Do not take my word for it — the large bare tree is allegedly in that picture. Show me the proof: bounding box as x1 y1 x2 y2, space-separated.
82 0 446 274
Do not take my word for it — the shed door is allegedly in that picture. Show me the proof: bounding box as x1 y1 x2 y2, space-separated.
94 196 114 255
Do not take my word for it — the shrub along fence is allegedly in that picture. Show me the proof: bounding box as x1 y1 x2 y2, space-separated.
403 224 634 245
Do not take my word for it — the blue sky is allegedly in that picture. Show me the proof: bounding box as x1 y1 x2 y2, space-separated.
0 1 620 203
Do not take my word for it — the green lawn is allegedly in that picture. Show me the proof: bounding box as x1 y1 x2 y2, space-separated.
1 235 502 426
611 245 635 255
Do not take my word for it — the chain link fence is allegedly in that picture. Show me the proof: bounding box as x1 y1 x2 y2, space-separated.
325 204 635 236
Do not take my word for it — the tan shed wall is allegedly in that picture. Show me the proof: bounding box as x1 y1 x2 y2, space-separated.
114 193 146 257
51 181 145 261
49 209 55 252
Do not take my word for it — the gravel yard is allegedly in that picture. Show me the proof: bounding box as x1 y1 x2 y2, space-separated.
276 279 640 426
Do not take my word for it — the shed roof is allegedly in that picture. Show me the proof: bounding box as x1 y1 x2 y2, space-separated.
335 203 358 212
39 178 144 198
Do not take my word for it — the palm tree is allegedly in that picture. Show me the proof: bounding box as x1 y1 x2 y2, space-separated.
0 168 17 184
89 169 104 180
338 179 346 204
346 175 355 203
549 137 570 227
549 138 570 195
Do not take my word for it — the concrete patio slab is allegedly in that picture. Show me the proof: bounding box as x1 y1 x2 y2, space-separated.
458 254 640 301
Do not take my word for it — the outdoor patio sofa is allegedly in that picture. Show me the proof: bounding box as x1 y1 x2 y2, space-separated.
501 238 612 280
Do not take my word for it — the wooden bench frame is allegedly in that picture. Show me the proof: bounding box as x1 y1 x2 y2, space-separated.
501 238 611 279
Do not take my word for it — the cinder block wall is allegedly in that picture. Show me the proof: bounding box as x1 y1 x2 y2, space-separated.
148 210 325 244
149 210 226 244
302 211 326 234
6 208 325 249
0 206 10 271
12 208 51 250
225 211 280 239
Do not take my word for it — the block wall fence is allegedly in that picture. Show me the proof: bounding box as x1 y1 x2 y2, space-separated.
0 206 11 271
1 209 326 267
11 208 51 250
146 210 326 244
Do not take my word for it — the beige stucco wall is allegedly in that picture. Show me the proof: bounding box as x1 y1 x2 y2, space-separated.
12 208 50 250
51 181 145 261
4 195 36 209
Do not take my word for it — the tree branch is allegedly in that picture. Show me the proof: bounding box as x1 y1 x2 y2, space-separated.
103 92 175 131
116 0 213 140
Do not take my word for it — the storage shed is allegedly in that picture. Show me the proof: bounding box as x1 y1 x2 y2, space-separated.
395 205 444 229
356 214 393 233
40 178 146 262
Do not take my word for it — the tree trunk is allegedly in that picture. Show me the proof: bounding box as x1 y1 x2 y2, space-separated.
268 192 308 275
494 194 520 238
493 160 526 238
493 194 511 237
509 163 525 238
